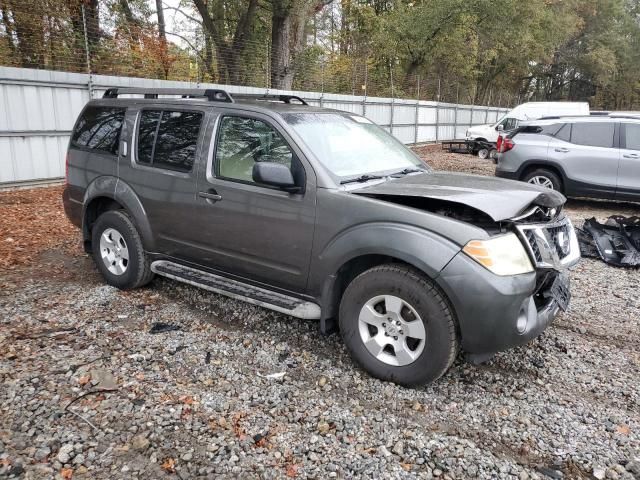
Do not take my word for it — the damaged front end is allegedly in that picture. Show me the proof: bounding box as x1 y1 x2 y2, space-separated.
506 205 580 314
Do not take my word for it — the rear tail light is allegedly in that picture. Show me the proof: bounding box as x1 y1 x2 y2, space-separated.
498 136 515 153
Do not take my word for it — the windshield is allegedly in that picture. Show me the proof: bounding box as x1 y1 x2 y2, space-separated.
283 113 426 178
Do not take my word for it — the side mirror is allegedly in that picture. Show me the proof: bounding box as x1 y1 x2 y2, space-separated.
252 162 298 191
496 124 504 132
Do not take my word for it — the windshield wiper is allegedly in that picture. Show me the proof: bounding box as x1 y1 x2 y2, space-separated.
389 167 426 176
340 174 385 185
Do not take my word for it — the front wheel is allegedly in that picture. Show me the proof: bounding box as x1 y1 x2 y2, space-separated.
339 264 458 386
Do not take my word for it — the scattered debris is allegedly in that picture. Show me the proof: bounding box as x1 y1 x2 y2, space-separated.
149 322 181 334
256 371 286 380
579 216 640 267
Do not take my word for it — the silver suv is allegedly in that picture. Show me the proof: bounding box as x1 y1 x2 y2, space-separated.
495 115 640 201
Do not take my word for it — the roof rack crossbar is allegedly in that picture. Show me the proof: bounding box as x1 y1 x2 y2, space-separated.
226 93 309 105
102 87 234 103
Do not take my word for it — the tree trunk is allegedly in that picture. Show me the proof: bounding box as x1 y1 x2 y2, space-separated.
270 12 292 89
155 0 166 43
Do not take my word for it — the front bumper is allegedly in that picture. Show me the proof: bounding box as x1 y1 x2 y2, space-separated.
436 253 563 354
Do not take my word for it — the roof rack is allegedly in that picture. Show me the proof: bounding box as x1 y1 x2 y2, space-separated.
102 88 309 105
231 93 308 105
103 87 234 102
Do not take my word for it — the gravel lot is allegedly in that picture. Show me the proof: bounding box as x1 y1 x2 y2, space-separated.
1 148 639 480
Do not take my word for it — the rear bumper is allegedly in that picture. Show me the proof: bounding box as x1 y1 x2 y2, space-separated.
436 252 563 355
494 168 519 181
62 185 82 229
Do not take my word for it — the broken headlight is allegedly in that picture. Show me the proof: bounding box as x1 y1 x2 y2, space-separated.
463 233 534 276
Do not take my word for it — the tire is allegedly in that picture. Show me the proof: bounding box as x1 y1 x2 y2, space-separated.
91 210 154 290
477 148 489 159
523 168 563 192
339 264 458 386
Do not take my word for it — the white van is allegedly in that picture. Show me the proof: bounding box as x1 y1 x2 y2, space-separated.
465 102 590 144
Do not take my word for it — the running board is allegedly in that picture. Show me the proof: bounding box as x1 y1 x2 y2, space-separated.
150 260 321 320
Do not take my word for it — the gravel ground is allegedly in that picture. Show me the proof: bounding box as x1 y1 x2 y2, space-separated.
1 150 639 480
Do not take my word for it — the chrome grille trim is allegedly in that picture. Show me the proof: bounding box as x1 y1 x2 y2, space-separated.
516 216 581 269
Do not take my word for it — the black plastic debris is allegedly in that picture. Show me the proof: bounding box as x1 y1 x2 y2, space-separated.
149 323 181 334
578 216 640 267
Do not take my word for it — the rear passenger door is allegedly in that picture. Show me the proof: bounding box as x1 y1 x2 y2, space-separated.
118 106 207 256
617 122 640 200
547 122 618 198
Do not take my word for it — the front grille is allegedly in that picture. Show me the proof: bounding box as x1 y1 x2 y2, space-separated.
524 230 543 263
517 216 580 269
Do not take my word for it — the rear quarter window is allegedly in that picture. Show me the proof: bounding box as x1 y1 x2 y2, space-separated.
71 106 126 155
570 122 615 148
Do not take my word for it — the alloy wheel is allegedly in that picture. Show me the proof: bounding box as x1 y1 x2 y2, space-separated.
99 228 129 275
358 294 426 366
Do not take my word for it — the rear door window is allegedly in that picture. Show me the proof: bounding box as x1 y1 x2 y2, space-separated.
570 122 615 148
623 123 640 150
71 106 126 155
555 123 571 142
135 110 203 172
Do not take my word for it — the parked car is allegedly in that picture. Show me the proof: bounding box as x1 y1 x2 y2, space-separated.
495 115 640 201
466 102 590 147
63 88 580 386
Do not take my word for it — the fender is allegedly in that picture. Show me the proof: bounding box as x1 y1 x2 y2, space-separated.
113 178 156 251
82 176 156 251
311 222 462 330
515 159 569 183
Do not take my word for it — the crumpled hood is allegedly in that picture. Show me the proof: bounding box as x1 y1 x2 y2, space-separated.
352 172 566 221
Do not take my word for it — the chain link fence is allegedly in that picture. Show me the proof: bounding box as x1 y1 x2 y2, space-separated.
0 2 520 106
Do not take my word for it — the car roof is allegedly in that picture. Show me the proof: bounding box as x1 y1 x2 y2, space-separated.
87 88 347 118
521 114 640 127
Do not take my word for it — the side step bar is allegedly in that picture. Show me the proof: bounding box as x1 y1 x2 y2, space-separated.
150 260 321 320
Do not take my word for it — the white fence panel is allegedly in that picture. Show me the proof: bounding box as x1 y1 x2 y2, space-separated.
0 66 508 186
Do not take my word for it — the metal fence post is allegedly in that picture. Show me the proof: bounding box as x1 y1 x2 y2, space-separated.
81 5 93 99
389 62 394 135
414 76 420 144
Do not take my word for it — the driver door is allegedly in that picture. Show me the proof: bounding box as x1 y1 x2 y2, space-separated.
189 112 317 293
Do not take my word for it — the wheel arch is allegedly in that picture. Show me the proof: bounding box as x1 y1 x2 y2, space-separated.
518 161 568 187
82 178 155 252
315 225 461 334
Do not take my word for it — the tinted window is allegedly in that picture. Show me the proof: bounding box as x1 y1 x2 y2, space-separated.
71 106 125 155
137 110 161 164
215 116 294 183
624 123 640 150
136 110 202 172
555 123 571 142
570 122 614 148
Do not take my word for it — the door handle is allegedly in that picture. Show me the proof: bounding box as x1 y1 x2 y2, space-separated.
554 148 570 153
623 153 639 159
198 190 222 202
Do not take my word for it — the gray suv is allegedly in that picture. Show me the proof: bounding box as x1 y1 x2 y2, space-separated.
63 88 580 386
495 115 640 201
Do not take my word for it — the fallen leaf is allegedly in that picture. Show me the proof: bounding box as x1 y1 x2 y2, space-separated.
401 463 412 471
61 467 73 479
179 395 194 405
616 424 631 435
78 375 90 386
161 457 176 473
285 463 299 478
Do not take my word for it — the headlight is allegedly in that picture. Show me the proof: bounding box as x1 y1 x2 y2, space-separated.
463 233 534 276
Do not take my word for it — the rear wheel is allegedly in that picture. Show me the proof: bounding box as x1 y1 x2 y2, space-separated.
523 168 563 192
477 148 490 159
91 210 154 290
339 264 458 386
